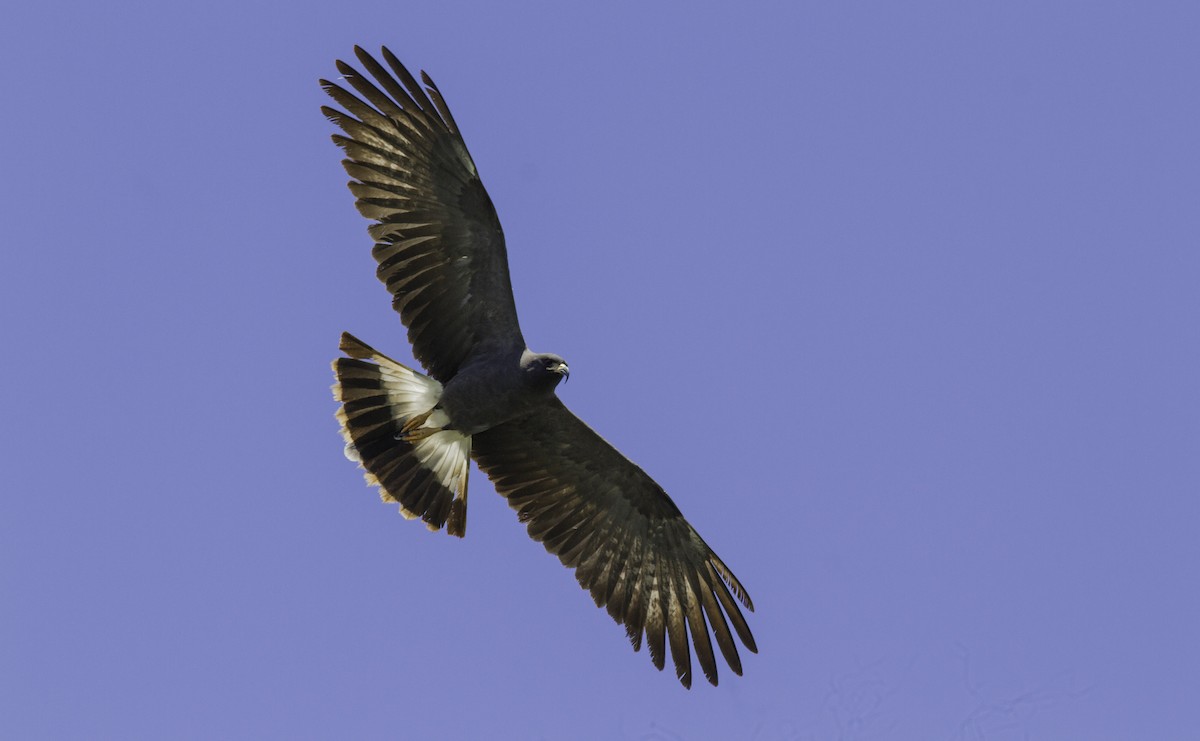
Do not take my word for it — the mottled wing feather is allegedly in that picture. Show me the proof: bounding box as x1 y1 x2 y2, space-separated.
472 399 757 688
321 46 524 382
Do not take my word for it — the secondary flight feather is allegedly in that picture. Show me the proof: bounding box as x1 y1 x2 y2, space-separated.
322 46 756 688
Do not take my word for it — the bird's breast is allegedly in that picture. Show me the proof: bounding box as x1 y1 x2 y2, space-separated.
438 362 540 435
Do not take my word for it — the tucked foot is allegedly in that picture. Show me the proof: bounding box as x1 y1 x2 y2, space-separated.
397 408 439 442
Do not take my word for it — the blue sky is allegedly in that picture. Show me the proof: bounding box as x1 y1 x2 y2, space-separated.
3 2 1198 739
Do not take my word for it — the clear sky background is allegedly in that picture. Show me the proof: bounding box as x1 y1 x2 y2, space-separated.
3 2 1197 739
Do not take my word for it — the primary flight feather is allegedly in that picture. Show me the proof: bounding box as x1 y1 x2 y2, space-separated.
323 46 756 688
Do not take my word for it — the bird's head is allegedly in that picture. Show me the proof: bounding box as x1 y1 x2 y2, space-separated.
523 351 570 391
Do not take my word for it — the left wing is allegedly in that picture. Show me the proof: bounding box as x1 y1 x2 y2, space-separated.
472 398 757 687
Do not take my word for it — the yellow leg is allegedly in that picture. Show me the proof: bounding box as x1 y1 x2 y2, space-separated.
397 408 439 442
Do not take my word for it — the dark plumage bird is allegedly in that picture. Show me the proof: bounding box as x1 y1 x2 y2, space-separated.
322 46 756 688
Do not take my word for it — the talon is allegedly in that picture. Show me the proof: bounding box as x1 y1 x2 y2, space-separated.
399 409 433 435
401 426 439 442
396 408 439 443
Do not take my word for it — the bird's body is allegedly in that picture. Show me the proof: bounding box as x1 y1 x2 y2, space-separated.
437 348 568 435
323 46 756 688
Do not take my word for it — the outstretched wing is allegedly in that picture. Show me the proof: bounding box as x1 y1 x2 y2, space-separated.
321 46 524 382
472 399 757 688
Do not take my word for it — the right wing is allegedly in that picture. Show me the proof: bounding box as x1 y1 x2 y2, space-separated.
321 46 525 382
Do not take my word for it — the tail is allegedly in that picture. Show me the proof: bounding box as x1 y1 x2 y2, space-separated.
332 332 471 536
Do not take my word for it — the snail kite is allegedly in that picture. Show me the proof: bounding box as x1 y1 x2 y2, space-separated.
323 46 756 688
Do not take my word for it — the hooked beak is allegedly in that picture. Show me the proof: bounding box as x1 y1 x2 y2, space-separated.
554 362 570 383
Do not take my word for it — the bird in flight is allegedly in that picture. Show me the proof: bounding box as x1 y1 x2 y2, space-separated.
322 46 756 688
